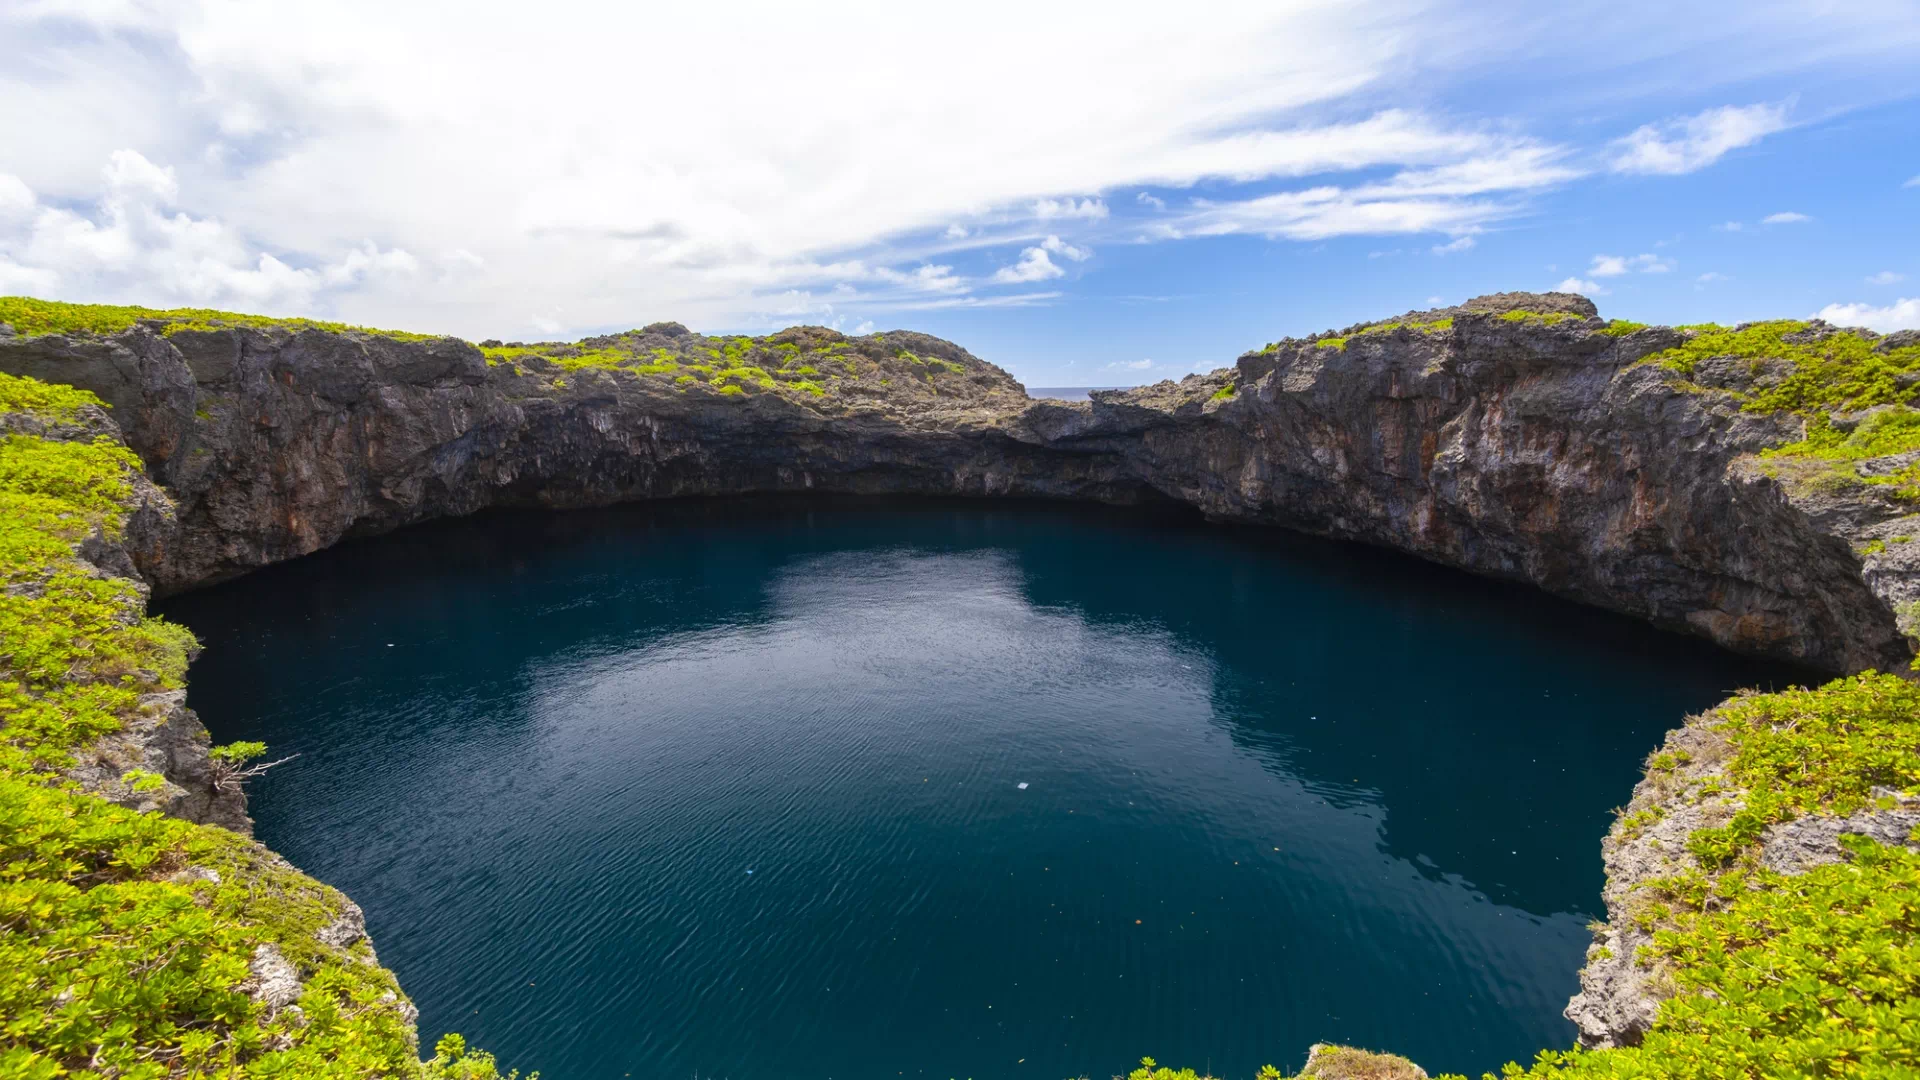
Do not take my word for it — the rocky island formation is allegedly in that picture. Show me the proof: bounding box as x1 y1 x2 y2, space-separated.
3 292 1917 1078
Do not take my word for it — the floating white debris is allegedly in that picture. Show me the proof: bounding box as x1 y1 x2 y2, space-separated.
745 869 754 874
1017 782 1029 790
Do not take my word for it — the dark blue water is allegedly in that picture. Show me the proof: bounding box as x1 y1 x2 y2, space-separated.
158 500 1794 1080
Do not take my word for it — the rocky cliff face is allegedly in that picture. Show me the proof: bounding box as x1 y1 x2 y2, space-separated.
0 290 1909 673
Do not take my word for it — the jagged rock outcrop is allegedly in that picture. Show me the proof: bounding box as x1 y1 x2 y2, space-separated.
1566 712 1920 1048
1 291 1910 673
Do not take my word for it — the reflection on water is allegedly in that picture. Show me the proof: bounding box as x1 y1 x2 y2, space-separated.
159 499 1796 1079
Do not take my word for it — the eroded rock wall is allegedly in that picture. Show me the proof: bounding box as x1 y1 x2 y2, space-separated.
1 292 1908 673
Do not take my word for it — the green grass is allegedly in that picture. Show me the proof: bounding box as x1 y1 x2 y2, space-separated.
1211 384 1237 401
1643 322 1920 502
1497 310 1589 327
0 372 103 421
1647 320 1920 415
0 375 519 1079
1299 316 1455 353
0 297 440 343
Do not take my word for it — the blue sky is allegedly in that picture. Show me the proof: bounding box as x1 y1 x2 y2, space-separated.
1 1 1917 386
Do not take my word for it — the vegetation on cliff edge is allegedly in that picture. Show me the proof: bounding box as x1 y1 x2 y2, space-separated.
0 373 515 1079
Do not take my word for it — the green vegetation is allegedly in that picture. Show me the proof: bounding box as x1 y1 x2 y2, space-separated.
1597 320 1647 337
0 296 439 343
1680 674 1920 866
1639 321 1920 501
1211 384 1237 401
0 375 516 1079
1300 317 1455 353
1648 320 1920 416
1497 310 1589 327
0 372 103 421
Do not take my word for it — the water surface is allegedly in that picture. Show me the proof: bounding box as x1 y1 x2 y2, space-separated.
160 500 1793 1080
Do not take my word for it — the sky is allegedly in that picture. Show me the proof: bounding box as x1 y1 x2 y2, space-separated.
2 1 1918 387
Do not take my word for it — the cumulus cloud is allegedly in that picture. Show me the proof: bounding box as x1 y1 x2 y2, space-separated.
1431 235 1475 255
1867 271 1906 285
943 224 968 239
993 246 1065 284
1032 198 1108 221
1589 253 1674 277
1610 102 1791 175
1040 235 1091 262
1762 211 1811 225
0 150 416 313
1556 276 1609 296
1816 298 1920 332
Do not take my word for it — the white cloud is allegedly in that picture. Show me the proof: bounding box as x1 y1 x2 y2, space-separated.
1866 271 1906 285
993 246 1065 284
853 320 874 334
0 151 416 313
873 263 969 293
1589 253 1672 277
1816 298 1920 332
1426 295 1443 305
1714 221 1745 232
1107 358 1154 370
943 224 968 239
1762 211 1811 225
4 6 1902 337
1905 175 1920 189
1556 277 1609 296
1610 102 1791 175
1697 271 1728 283
1032 198 1108 221
1431 235 1475 255
1040 235 1091 262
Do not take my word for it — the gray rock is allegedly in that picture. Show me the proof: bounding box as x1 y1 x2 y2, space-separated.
2 298 1908 673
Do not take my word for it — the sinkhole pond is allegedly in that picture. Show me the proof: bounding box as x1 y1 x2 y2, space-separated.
157 499 1798 1080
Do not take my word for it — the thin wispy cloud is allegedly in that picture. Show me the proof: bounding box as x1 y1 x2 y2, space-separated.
1763 211 1811 225
1589 253 1674 277
1609 102 1791 175
1867 271 1906 285
1431 236 1475 255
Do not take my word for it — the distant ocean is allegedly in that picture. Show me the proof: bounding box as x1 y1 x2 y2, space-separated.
1025 386 1128 401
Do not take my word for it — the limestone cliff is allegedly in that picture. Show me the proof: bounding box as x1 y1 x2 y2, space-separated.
1 291 1909 672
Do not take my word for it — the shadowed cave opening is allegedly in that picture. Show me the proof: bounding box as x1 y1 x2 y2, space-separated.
156 498 1805 1080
